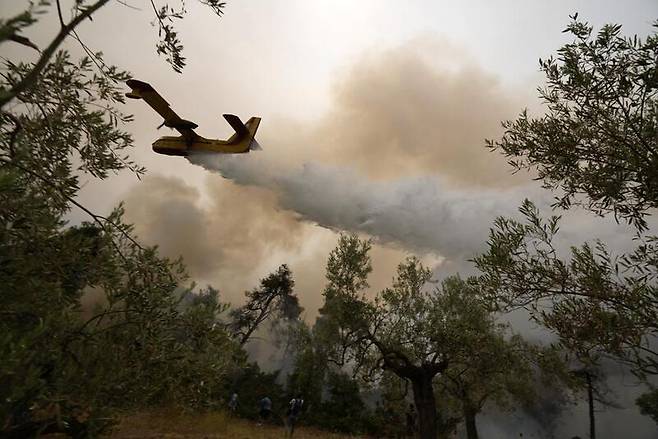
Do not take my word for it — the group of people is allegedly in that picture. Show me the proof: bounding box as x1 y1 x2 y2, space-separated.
229 392 420 438
227 392 304 438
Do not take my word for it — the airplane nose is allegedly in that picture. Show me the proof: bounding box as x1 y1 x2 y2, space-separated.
152 145 188 156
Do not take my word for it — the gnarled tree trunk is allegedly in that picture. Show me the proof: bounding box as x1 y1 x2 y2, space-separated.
411 373 438 439
463 404 479 439
586 371 596 439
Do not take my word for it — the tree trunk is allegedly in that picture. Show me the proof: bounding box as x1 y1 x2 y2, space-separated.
463 405 479 439
411 375 437 439
586 372 596 439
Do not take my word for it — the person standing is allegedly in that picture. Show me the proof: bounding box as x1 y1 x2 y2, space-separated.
228 392 238 414
258 396 272 424
285 395 304 438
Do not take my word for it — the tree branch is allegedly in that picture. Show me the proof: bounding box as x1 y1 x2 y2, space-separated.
1 111 21 157
0 0 110 109
55 0 65 28
0 157 144 261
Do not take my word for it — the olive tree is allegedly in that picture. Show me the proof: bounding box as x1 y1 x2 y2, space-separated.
317 234 545 439
487 15 658 231
479 16 658 424
474 200 658 377
434 323 551 439
0 1 238 435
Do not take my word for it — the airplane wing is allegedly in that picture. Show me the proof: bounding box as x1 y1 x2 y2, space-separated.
126 79 198 138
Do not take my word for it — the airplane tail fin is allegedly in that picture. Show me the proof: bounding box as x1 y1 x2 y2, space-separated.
245 117 262 150
222 114 262 151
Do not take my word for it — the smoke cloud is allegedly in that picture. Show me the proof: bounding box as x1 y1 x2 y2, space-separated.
122 173 416 316
124 36 646 305
243 37 531 187
185 38 641 275
316 38 525 185
123 174 307 302
122 37 540 308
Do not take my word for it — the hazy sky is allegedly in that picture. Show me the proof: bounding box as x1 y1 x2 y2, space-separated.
2 1 658 437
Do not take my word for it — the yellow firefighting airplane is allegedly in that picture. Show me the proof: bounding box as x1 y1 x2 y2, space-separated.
125 79 261 156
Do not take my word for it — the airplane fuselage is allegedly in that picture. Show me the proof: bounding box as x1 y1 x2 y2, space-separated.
152 136 255 156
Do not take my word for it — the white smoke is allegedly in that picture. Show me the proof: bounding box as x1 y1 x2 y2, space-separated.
187 152 641 272
189 153 533 257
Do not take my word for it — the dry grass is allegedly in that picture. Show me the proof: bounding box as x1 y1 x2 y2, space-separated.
108 408 368 439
